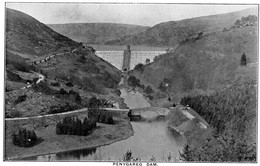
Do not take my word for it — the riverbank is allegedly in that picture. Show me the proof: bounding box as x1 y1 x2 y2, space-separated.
5 111 133 160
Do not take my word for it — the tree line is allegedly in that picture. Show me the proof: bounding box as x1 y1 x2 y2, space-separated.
88 108 114 124
56 116 97 136
180 82 256 162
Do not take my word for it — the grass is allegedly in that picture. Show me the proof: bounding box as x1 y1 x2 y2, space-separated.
131 24 257 105
5 111 133 160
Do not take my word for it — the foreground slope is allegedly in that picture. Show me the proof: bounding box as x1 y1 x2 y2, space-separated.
106 8 257 46
48 23 149 44
5 8 122 118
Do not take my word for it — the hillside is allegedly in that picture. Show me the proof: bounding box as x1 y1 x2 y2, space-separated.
105 7 257 46
130 15 258 106
6 8 80 59
47 23 149 44
5 8 123 118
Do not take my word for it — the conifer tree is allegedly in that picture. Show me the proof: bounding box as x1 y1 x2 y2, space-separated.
240 52 247 66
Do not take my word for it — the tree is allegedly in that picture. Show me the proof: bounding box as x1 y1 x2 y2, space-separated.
134 63 144 72
179 144 193 161
240 52 247 66
144 85 153 94
127 76 141 87
145 58 150 65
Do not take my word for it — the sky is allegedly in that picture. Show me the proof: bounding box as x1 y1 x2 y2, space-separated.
6 3 257 26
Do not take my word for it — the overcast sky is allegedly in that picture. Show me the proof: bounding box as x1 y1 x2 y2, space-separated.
6 3 256 26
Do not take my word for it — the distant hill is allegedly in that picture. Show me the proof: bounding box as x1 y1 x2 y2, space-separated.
47 23 149 44
131 16 258 105
6 8 80 58
106 8 257 46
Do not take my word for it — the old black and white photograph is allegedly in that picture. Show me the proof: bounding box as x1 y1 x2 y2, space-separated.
3 1 258 164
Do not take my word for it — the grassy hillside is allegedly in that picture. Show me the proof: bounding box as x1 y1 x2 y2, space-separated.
6 8 80 58
5 8 123 118
106 8 257 47
47 23 149 44
130 17 257 105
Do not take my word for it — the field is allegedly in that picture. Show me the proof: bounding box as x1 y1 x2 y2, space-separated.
5 110 133 160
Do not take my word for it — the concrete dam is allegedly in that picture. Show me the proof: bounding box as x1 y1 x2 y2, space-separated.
95 50 166 70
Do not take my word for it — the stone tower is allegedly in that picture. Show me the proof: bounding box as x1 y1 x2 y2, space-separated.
122 45 131 71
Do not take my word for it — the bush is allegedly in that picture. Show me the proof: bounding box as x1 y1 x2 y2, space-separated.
87 96 112 108
6 70 24 83
12 129 38 147
33 81 57 95
139 84 145 90
48 103 79 114
56 116 96 136
78 55 86 63
158 78 171 92
144 86 153 94
14 95 27 105
66 82 74 87
10 61 37 72
146 95 154 100
127 76 141 88
134 63 144 72
6 109 22 118
240 52 247 66
50 82 60 87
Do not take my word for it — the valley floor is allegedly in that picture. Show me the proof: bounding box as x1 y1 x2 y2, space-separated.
5 110 133 160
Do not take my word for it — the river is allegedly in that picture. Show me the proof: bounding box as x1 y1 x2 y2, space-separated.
24 86 185 161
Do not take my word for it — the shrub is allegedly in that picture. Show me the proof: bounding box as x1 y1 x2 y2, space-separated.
33 81 57 95
127 76 141 88
145 58 150 64
78 55 86 63
139 84 145 90
14 95 27 105
66 82 74 87
144 86 153 94
12 129 38 147
158 78 171 92
6 70 24 83
48 103 79 114
146 95 154 100
240 52 247 66
6 109 22 118
10 61 37 72
50 82 60 87
134 63 144 72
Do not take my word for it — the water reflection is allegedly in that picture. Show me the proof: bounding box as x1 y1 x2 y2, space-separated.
56 148 97 160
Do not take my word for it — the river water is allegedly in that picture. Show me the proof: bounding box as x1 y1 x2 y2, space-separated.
24 87 185 161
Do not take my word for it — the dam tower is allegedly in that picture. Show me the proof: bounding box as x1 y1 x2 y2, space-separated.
122 45 131 72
